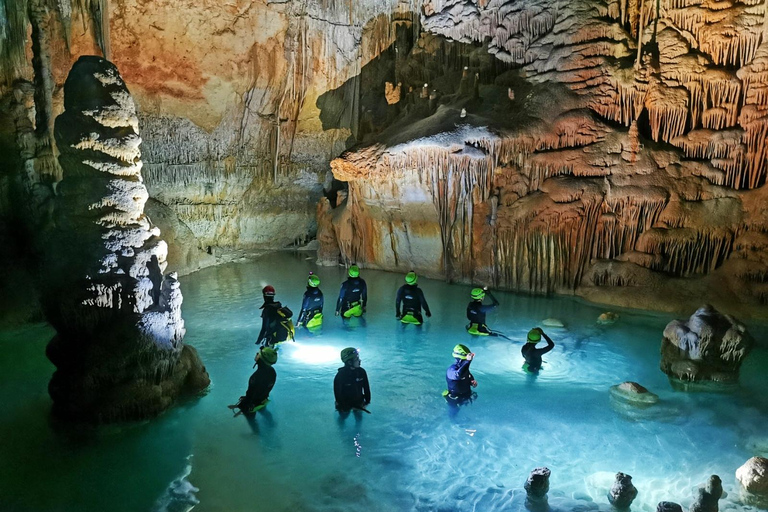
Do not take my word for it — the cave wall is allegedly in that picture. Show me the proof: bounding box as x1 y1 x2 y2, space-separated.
324 0 768 317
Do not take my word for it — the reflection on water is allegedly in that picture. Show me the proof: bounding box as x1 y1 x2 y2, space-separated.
1 251 767 511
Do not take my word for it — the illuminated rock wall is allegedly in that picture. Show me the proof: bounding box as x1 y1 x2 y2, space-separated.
325 0 768 316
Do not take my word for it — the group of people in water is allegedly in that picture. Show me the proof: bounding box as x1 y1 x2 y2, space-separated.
229 265 556 416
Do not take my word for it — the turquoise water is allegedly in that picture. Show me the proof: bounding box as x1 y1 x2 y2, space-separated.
1 251 767 512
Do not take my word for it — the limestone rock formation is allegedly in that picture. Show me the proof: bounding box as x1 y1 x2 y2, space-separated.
736 457 768 507
690 475 723 512
608 472 638 509
660 305 754 389
524 467 551 499
609 381 659 406
43 56 209 422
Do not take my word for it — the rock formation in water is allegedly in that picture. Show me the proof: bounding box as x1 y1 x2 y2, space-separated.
690 475 723 512
736 457 768 507
656 502 683 512
608 472 638 509
43 55 209 422
524 467 551 500
660 304 754 389
609 381 659 406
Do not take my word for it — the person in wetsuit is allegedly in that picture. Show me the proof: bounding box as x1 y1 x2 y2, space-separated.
466 286 499 335
229 346 278 415
334 347 371 412
256 285 283 347
395 271 432 324
336 265 367 318
297 273 324 329
522 328 555 373
445 344 477 403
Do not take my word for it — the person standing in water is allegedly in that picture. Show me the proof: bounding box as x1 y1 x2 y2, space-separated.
229 346 278 416
334 347 371 412
297 272 324 329
336 264 367 318
256 285 281 346
395 271 432 324
522 328 555 373
466 286 499 335
444 344 477 404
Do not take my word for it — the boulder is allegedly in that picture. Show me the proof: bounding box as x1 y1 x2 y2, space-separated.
525 467 551 499
736 456 768 507
690 475 723 512
608 472 638 509
609 381 659 406
597 312 619 325
656 502 683 512
660 305 754 390
541 318 565 328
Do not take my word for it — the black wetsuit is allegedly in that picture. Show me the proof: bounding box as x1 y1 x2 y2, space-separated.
334 366 371 411
336 277 367 315
446 359 475 399
298 287 324 325
236 359 276 413
395 284 431 323
257 299 281 345
522 337 555 372
466 293 499 333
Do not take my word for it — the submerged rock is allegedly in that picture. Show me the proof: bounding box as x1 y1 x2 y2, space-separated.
597 312 619 325
656 502 683 512
541 318 565 328
660 305 753 390
736 457 768 507
44 56 209 422
608 472 638 509
609 381 659 406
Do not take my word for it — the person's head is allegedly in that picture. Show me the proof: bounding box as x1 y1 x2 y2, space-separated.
405 271 417 285
307 273 320 288
526 329 541 344
257 346 278 366
341 347 360 368
262 285 276 299
470 287 485 301
348 264 360 278
452 343 471 360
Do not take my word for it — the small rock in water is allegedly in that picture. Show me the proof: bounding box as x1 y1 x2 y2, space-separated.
690 475 723 512
736 457 768 507
609 381 659 405
525 467 551 499
608 472 638 509
541 318 565 328
656 502 683 512
597 312 619 325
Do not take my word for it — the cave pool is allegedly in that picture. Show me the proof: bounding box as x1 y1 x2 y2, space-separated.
1 251 767 512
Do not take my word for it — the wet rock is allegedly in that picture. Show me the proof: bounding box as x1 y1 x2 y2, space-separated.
597 312 619 325
690 475 723 512
608 472 638 509
541 318 564 328
736 457 768 507
525 467 551 499
44 56 209 423
609 382 659 406
656 502 683 512
660 305 754 390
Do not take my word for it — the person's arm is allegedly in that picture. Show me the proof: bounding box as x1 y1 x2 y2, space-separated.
418 288 431 317
395 286 403 318
256 311 268 344
318 290 324 312
361 279 368 310
336 283 345 314
538 330 555 355
297 293 310 324
361 369 371 405
333 372 343 407
486 288 499 307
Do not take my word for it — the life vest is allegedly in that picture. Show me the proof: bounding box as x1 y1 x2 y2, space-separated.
343 301 363 318
306 311 323 328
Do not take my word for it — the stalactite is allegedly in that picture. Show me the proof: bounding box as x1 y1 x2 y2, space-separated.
646 83 689 142
635 228 735 276
0 0 29 86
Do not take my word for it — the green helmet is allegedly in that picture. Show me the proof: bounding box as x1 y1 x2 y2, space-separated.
260 347 278 365
452 344 471 360
405 271 417 285
308 273 320 288
471 287 485 300
348 265 360 278
341 347 359 364
527 329 541 343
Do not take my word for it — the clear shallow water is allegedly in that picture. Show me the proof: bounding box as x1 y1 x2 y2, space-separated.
2 251 768 512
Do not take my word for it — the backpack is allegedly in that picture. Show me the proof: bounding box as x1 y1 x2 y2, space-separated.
272 306 295 342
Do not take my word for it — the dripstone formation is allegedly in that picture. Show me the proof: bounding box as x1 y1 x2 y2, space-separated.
608 472 638 509
660 305 754 389
43 56 209 422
